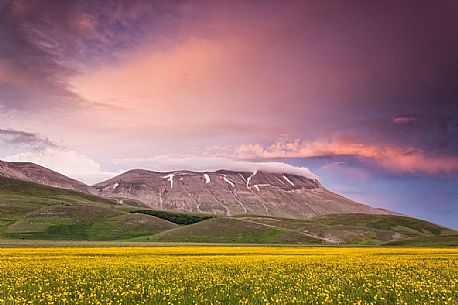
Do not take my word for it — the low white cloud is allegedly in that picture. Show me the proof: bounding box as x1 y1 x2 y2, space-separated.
114 156 319 179
4 148 119 185
3 150 318 185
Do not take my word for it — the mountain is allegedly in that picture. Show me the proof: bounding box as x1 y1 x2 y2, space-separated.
0 160 97 195
93 169 392 219
0 160 393 219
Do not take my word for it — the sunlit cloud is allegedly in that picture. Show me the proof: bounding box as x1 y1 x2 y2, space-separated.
206 139 458 176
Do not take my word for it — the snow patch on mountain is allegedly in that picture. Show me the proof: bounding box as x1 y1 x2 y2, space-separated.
246 170 257 188
203 173 210 183
222 174 235 188
163 174 174 189
283 175 295 186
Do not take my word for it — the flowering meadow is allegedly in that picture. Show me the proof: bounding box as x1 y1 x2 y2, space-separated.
0 247 456 304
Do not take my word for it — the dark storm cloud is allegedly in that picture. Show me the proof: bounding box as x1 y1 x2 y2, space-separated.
258 1 458 145
314 0 458 117
0 128 56 149
333 115 458 156
275 0 458 165
0 0 182 110
1 0 457 115
0 0 81 109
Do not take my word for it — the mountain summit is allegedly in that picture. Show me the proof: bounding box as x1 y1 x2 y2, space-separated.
94 169 392 219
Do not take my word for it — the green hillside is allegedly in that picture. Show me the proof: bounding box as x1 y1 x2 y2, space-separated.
0 176 456 245
140 214 454 245
311 213 448 236
140 217 324 244
384 235 458 247
0 177 177 240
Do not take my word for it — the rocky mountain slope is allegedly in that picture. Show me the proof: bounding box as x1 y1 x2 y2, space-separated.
94 169 392 219
0 160 97 195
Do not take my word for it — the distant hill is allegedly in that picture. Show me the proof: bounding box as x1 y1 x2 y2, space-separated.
94 169 393 219
0 160 97 195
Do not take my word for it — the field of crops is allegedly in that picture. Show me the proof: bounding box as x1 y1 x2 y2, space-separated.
0 247 456 304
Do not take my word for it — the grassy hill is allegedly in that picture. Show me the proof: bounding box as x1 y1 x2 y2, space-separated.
132 214 455 245
310 213 449 236
0 177 177 240
137 217 324 244
0 176 456 245
384 235 458 247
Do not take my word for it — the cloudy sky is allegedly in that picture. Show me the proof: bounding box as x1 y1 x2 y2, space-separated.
0 0 457 228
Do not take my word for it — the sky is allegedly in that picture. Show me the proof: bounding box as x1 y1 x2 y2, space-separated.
0 0 457 228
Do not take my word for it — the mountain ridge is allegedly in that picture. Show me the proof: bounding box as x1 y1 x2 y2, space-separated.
93 168 393 219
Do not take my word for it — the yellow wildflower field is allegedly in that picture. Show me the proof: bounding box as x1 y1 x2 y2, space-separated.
0 247 456 304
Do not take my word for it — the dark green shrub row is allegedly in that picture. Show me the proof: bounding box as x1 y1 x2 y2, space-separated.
132 210 214 225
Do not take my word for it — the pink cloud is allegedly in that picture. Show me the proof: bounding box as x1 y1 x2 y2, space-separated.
222 139 458 175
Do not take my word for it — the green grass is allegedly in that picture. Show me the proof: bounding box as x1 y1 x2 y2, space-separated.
0 177 177 241
384 234 458 247
4 213 178 241
0 176 115 205
143 217 324 244
192 214 455 246
311 213 447 236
